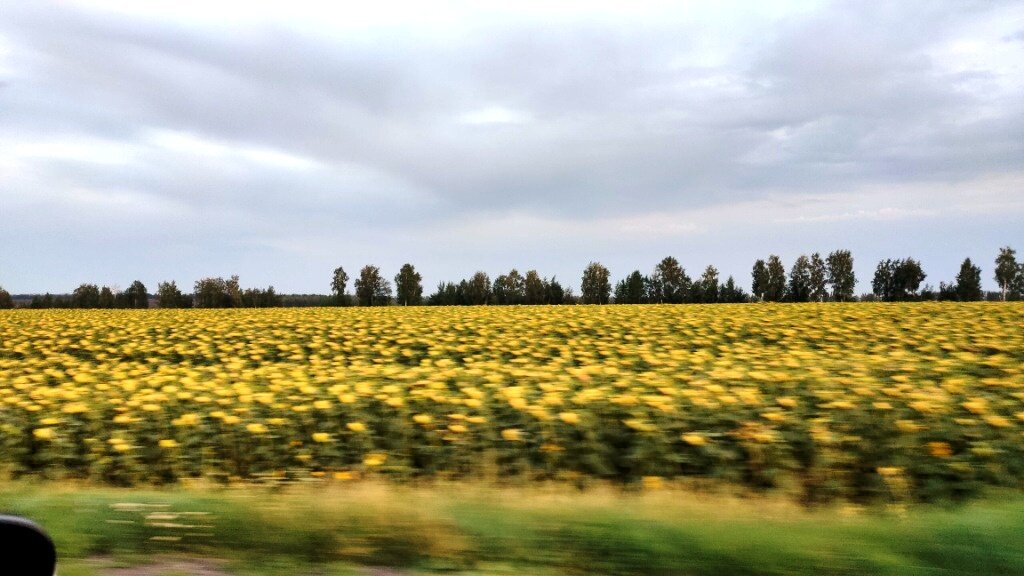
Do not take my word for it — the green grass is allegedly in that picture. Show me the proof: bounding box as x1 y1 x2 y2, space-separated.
3 482 1024 575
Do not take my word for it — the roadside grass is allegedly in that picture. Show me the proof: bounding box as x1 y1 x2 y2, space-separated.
3 482 1023 575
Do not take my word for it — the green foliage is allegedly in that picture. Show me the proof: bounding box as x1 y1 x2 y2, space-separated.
751 259 768 301
765 255 786 302
331 267 350 305
544 277 566 305
523 270 546 305
395 263 424 306
279 294 337 307
72 283 101 308
955 258 983 302
123 280 149 308
9 486 1024 576
809 253 827 302
29 293 70 308
192 276 277 308
193 277 235 308
428 281 463 306
466 272 491 305
98 286 116 309
872 259 926 301
826 249 856 302
492 269 525 305
787 256 811 302
649 256 690 304
241 286 282 308
354 265 392 306
9 247 1024 309
580 262 611 304
614 271 647 304
429 271 561 306
157 281 190 308
695 265 719 303
718 276 747 303
994 246 1021 301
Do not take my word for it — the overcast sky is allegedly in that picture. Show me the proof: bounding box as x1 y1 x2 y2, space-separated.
1 0 1022 295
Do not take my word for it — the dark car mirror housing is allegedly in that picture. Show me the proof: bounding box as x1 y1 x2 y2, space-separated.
0 515 56 576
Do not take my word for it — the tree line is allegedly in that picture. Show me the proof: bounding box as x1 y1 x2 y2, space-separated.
11 281 151 310
2 246 1021 309
323 247 1021 307
334 265 570 306
0 277 282 310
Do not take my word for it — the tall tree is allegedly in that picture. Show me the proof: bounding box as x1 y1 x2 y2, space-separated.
765 255 787 302
491 274 507 305
809 253 827 302
935 282 957 301
873 258 926 301
331 267 350 306
563 286 578 304
72 283 100 308
30 294 60 309
491 274 510 304
894 258 926 300
872 259 895 301
751 259 768 301
994 246 1020 301
157 281 187 308
510 269 526 304
225 275 243 308
580 262 611 304
826 250 856 302
465 271 491 305
0 286 13 309
719 276 747 303
523 270 546 304
394 263 423 306
614 271 647 304
354 265 392 306
242 286 282 307
98 286 116 309
650 256 690 303
194 277 231 308
123 280 148 309
428 281 460 306
696 265 720 303
955 258 983 302
787 255 812 302
494 269 526 305
545 277 566 305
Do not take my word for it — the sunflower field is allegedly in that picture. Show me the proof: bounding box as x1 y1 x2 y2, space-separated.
1 304 1022 502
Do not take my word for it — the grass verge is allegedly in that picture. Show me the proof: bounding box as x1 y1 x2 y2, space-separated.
2 482 1023 575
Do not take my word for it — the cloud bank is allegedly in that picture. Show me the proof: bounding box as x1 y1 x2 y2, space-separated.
1 1 1022 293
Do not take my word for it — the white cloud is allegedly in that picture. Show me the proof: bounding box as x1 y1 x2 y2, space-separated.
459 106 532 126
62 186 191 216
439 172 1024 247
0 34 12 76
6 136 139 166
145 129 318 170
1 1 1022 293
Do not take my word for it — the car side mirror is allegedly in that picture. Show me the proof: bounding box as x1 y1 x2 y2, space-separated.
0 515 56 576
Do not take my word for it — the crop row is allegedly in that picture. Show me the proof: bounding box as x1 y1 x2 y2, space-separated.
1 304 1022 502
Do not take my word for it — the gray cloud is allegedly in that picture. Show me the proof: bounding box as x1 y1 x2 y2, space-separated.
1 1 1022 294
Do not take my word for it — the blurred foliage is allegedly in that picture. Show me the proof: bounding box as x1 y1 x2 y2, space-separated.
5 485 1024 575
